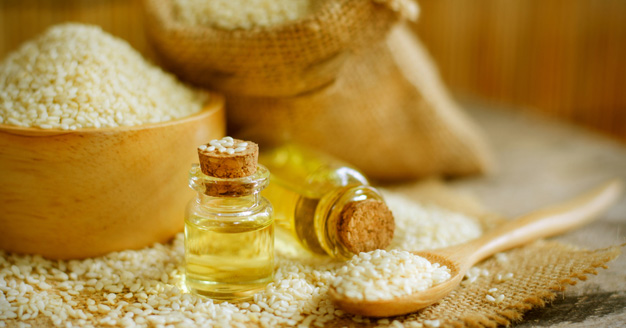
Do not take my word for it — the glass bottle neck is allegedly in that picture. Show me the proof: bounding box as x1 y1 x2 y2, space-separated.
188 163 270 213
189 164 269 195
314 185 386 260
196 192 260 212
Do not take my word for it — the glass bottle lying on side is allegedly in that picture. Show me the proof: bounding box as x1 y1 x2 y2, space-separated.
259 143 395 260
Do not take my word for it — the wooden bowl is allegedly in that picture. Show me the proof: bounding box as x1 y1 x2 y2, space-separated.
0 94 225 259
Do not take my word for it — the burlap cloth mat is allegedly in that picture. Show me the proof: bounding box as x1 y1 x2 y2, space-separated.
2 181 621 328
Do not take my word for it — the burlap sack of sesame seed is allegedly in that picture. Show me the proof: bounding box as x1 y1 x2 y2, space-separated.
2 181 620 328
142 0 494 181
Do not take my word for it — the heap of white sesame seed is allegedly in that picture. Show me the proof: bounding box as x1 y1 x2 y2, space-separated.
0 192 482 327
197 136 248 155
0 24 206 130
172 0 315 30
332 250 451 301
171 0 421 30
385 191 483 251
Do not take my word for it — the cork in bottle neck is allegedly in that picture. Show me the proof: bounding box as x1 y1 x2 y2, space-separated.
335 199 395 254
194 137 263 197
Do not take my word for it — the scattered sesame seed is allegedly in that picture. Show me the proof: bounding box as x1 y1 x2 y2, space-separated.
424 319 441 327
495 253 509 264
0 192 484 327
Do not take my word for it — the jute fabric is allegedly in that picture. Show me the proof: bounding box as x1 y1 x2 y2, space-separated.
143 0 493 181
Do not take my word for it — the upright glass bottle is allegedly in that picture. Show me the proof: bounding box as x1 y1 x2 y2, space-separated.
185 137 274 301
259 143 394 260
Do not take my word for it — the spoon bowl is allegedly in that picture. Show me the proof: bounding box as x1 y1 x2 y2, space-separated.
330 180 622 317
330 252 464 317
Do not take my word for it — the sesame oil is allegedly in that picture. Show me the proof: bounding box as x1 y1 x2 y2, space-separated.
259 144 393 260
184 138 274 301
184 196 274 300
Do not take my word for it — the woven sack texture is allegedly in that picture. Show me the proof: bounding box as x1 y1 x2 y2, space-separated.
143 0 494 181
1 181 621 328
143 0 398 97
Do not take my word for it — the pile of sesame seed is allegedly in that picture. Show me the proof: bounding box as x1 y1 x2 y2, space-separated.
172 0 315 30
0 192 482 327
198 137 248 155
332 250 451 301
386 192 483 251
0 24 206 130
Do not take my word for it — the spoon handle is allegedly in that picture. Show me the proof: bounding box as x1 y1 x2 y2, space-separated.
459 179 622 266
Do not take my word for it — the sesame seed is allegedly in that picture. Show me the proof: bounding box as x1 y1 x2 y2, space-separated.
172 0 312 30
424 319 440 327
0 24 206 130
0 191 482 327
332 250 451 301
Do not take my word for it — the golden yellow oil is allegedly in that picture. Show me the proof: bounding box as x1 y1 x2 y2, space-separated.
184 213 274 301
264 182 327 256
259 144 369 257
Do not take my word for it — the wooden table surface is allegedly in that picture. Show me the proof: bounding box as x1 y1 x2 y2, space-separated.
453 101 626 327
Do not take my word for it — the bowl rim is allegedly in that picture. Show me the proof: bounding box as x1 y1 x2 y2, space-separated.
0 92 224 137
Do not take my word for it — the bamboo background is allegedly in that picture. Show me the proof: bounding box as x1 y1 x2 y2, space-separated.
413 0 626 141
1 0 625 141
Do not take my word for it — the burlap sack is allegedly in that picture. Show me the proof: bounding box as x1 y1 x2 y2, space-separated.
143 0 494 181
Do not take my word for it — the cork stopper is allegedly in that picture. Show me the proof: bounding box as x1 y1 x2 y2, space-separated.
198 136 259 179
336 199 395 254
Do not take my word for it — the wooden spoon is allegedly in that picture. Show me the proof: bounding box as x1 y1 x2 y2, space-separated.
329 179 622 317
